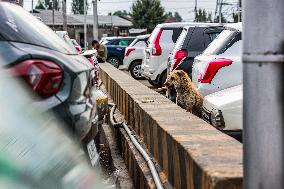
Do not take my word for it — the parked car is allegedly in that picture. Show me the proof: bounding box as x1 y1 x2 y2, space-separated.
202 85 243 130
102 37 136 68
0 71 105 188
0 2 98 143
71 38 83 53
120 34 150 79
166 24 223 101
168 24 223 75
201 85 242 141
141 22 194 87
192 23 242 96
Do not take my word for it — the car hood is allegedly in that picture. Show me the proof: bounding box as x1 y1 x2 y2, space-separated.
203 85 243 110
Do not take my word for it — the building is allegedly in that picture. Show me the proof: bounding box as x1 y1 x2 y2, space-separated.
32 9 133 48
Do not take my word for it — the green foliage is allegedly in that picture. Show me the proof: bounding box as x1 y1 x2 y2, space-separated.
166 11 183 22
194 9 212 22
214 14 227 23
72 0 88 14
113 10 129 17
130 0 167 32
174 12 182 22
35 0 60 10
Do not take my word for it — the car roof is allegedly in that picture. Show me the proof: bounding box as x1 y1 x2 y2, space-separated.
156 22 223 28
183 23 224 29
136 34 150 39
224 22 242 32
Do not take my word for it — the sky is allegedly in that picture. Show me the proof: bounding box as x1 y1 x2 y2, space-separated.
23 0 238 22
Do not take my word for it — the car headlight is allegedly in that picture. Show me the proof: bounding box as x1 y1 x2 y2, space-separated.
211 109 225 130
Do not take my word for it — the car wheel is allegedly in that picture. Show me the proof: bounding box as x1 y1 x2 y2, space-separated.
129 61 143 80
107 57 120 68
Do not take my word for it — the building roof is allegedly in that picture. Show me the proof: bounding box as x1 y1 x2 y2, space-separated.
32 9 132 27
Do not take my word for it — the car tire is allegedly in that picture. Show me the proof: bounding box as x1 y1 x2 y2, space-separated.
129 61 144 80
107 57 120 68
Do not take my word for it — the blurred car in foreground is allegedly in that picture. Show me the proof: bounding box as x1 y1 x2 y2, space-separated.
55 31 81 53
0 70 105 189
202 85 243 131
102 37 135 68
192 23 242 96
71 38 83 53
0 2 98 142
120 34 150 79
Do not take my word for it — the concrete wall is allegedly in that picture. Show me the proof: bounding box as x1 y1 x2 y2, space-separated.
100 63 243 189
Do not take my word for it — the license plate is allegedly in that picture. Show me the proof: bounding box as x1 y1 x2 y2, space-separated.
87 139 99 166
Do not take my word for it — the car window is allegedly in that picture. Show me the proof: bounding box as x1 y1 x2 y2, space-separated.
160 29 174 44
223 39 242 55
118 40 129 46
203 29 238 55
186 27 205 51
172 28 183 43
133 40 146 47
208 33 220 41
0 3 78 55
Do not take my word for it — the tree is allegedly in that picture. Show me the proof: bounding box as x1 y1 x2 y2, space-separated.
214 14 227 23
113 10 129 17
35 0 60 10
72 0 88 14
174 12 182 22
130 0 167 32
194 9 213 22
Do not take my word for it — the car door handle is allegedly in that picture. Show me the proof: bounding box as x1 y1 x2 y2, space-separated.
116 48 122 51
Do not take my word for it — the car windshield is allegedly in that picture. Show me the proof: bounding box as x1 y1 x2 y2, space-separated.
0 3 78 55
202 29 237 55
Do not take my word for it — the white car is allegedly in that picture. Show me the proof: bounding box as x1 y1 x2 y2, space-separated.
120 34 150 79
192 23 242 96
202 85 243 131
141 22 192 87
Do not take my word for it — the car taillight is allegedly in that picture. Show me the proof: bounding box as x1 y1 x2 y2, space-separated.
75 46 82 54
198 58 232 83
152 29 163 56
171 49 187 71
9 60 63 98
125 47 135 57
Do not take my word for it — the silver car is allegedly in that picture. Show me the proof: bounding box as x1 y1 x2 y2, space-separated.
192 23 242 96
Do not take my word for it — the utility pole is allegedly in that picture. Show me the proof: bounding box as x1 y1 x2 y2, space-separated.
84 0 87 50
244 0 284 189
218 0 223 23
19 0 23 6
31 0 34 13
194 0 197 17
62 0 67 31
92 0 99 40
52 0 55 29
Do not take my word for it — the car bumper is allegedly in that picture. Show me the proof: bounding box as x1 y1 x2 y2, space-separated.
118 65 128 70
